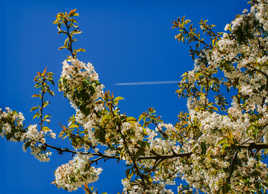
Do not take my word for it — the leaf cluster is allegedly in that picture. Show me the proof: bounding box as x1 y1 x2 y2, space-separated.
31 67 54 132
54 9 86 58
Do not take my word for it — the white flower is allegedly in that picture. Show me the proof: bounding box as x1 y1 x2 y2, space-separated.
25 125 40 140
53 154 102 191
224 24 231 31
50 132 56 139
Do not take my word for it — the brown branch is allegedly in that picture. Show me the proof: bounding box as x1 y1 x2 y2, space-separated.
66 25 75 58
43 143 118 161
226 150 238 184
238 143 268 150
39 77 46 130
62 19 75 58
248 64 268 80
118 128 147 186
137 143 268 161
138 152 192 161
111 105 148 187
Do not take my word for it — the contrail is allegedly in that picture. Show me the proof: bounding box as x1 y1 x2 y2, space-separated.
115 81 178 86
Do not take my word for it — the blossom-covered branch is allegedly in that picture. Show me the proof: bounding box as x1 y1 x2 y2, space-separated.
1 1 268 193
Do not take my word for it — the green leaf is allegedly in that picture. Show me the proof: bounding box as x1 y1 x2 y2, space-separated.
212 38 215 46
71 30 82 35
44 114 51 120
42 126 51 132
75 48 86 52
126 116 136 123
58 46 66 50
30 106 39 112
32 94 41 98
43 101 49 108
59 130 65 138
148 107 156 113
69 123 79 129
33 112 40 119
185 19 191 24
114 96 124 101
68 9 77 17
41 67 47 76
64 37 69 48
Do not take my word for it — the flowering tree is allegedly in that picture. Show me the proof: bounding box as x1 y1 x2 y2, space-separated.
0 0 268 193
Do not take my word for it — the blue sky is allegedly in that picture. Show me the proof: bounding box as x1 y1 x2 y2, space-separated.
0 0 248 193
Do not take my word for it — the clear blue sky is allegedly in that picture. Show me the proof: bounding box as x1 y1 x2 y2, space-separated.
0 0 248 193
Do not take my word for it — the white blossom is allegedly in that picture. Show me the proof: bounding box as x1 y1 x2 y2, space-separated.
53 154 102 191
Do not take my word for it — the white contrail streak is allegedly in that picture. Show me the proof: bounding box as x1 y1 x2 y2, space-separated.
115 81 178 86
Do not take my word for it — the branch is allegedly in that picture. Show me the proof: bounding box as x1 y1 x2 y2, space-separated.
238 143 268 150
66 24 75 58
111 106 148 187
43 142 119 161
226 150 238 184
39 77 46 130
248 64 268 80
137 143 268 162
118 128 147 186
138 152 192 161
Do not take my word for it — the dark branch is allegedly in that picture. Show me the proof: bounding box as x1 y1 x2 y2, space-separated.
238 143 268 150
43 143 118 161
138 152 192 161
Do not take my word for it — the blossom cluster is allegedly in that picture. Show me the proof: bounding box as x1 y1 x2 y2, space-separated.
172 0 268 192
59 57 104 146
255 0 268 31
0 107 25 141
121 178 173 194
0 107 52 162
59 57 103 112
53 154 102 191
178 108 268 192
210 0 268 113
